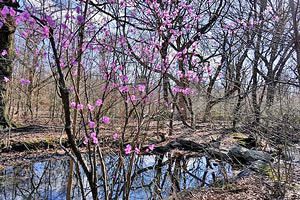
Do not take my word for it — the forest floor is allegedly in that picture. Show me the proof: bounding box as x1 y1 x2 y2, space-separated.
176 175 300 200
0 120 230 168
0 120 299 199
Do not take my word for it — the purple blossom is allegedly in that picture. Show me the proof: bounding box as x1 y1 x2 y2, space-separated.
172 86 181 94
119 85 129 93
95 99 103 106
135 147 140 154
172 86 193 96
90 132 98 144
182 88 193 95
83 136 89 145
148 144 155 151
207 66 212 76
127 95 137 102
65 13 70 20
90 132 97 138
137 84 146 92
21 11 31 21
70 102 77 109
121 75 129 82
45 15 56 27
77 15 85 24
77 103 84 110
1 50 7 56
42 26 50 38
102 116 110 124
125 144 132 155
177 70 184 78
89 120 96 129
113 132 119 141
9 8 16 17
75 6 81 14
20 78 31 86
1 6 9 17
87 104 95 111
21 31 29 38
92 136 98 144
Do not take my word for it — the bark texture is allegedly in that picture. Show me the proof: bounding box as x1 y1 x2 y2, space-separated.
0 1 18 128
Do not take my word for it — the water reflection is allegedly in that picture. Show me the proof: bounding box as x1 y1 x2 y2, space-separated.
0 154 232 200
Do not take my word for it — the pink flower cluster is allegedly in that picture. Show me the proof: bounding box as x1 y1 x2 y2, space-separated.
126 95 137 103
42 26 50 38
137 84 146 92
124 144 155 155
177 70 199 82
90 132 98 144
20 78 31 86
87 104 95 111
125 144 132 155
1 6 16 17
70 98 103 111
172 86 194 96
89 120 96 129
16 12 33 25
1 50 7 56
145 144 155 153
113 132 119 141
95 99 103 106
119 85 129 93
207 66 212 76
70 102 84 110
102 116 110 124
118 84 147 104
2 7 34 29
83 132 99 145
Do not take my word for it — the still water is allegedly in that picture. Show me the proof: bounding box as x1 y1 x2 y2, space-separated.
0 154 232 199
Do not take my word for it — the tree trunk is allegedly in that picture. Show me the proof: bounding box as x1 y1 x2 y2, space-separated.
0 2 18 128
251 1 264 125
266 79 276 108
289 0 300 84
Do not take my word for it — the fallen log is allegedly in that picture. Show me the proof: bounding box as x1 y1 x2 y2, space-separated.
152 138 220 154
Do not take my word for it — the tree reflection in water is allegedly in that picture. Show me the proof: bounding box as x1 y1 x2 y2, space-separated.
0 154 232 200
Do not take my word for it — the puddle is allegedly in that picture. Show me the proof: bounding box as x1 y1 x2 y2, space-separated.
0 154 232 199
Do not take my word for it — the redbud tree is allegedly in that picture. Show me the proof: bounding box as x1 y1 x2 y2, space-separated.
1 0 299 199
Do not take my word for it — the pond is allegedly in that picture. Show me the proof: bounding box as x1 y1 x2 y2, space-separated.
0 154 232 199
